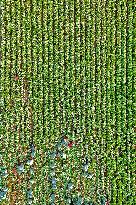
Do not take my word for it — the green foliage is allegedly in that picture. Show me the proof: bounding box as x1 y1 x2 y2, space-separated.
1 0 135 204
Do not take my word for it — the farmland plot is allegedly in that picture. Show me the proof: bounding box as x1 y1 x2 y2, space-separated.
1 0 135 204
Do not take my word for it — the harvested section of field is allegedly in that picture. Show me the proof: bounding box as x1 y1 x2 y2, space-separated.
1 0 135 204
